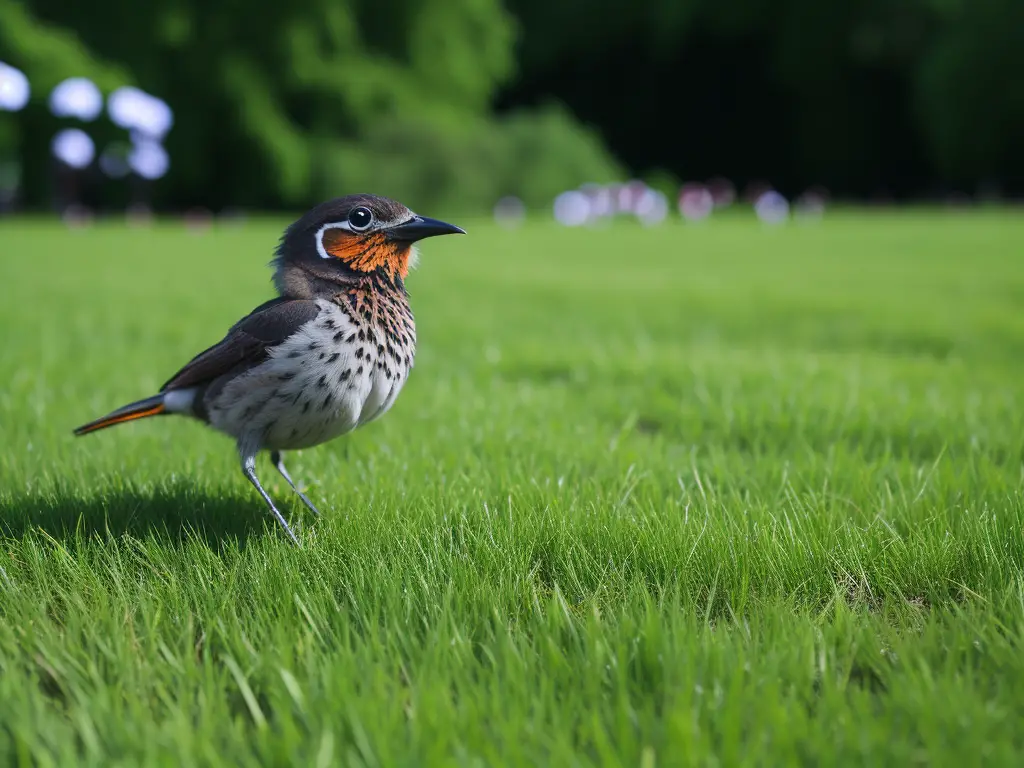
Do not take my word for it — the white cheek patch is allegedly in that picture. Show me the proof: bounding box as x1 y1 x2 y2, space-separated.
313 212 415 261
315 222 353 259
407 244 421 271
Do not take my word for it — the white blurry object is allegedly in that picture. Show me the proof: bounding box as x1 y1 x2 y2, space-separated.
62 203 93 228
126 203 154 227
616 180 648 214
129 138 169 179
0 62 30 112
794 189 826 222
493 195 526 227
52 129 95 169
585 184 615 218
553 190 591 226
707 176 736 208
754 190 790 224
635 188 668 226
678 183 714 222
184 207 213 233
49 78 102 120
108 86 173 138
615 183 633 213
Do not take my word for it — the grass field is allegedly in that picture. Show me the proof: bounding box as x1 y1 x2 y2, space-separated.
1 209 1023 765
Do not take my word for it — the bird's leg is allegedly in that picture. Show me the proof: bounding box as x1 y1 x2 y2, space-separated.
270 450 322 517
241 452 300 545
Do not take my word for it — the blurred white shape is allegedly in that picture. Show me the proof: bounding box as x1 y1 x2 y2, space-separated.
108 86 173 138
583 184 614 218
126 202 154 227
0 62 30 112
493 195 525 228
553 190 591 226
754 190 790 225
52 128 95 169
678 183 714 222
99 142 132 178
615 184 633 213
49 78 102 120
615 180 648 214
129 138 169 179
794 188 827 222
184 207 213 233
62 203 93 227
707 176 736 208
635 188 668 226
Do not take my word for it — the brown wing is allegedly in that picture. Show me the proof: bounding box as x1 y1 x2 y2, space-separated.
160 298 321 391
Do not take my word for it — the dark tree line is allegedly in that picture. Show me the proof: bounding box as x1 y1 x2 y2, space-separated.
500 0 1024 199
1 0 1021 212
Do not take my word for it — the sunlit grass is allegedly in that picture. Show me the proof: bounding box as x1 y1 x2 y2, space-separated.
1 210 1023 765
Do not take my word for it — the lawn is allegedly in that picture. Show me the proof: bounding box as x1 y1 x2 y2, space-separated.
1 209 1023 765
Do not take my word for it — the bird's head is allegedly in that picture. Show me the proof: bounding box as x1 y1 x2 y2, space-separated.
273 194 464 296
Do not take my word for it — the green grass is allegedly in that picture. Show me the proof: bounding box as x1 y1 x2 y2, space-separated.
1 209 1023 765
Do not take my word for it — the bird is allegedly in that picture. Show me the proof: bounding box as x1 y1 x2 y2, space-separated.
73 194 464 544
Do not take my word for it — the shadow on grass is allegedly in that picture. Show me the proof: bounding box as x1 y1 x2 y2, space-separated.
0 480 309 549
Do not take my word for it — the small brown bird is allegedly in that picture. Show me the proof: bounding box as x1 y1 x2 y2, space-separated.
74 194 464 543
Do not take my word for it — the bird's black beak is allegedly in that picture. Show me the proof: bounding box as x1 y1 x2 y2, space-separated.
387 216 465 242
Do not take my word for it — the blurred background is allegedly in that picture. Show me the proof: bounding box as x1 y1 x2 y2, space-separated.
0 0 1022 222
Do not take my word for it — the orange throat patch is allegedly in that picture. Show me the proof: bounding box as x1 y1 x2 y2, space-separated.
322 230 412 280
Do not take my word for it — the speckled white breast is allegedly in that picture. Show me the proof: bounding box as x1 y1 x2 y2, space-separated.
205 299 412 450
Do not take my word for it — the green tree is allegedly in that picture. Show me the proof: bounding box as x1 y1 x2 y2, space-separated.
2 0 619 212
914 0 1024 183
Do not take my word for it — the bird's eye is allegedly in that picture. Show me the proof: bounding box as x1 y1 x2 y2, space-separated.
348 207 373 231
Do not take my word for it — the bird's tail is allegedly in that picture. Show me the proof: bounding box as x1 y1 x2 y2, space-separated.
73 394 167 436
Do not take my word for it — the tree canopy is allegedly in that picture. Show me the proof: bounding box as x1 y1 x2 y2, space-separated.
1 0 1020 211
501 0 1024 198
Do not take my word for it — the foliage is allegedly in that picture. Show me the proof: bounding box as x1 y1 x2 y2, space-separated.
0 0 126 92
496 104 625 206
913 0 1024 180
1 0 1022 208
503 0 1024 196
308 104 621 214
0 0 618 211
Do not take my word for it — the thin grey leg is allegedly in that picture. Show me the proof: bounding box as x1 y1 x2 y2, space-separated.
270 450 322 517
241 452 300 545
